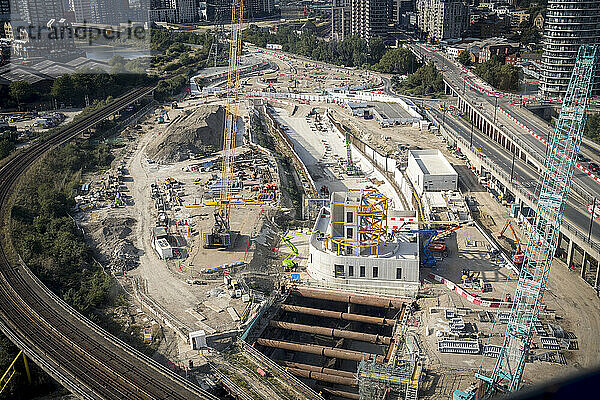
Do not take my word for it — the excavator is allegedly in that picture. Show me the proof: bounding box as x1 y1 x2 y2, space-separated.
498 220 524 264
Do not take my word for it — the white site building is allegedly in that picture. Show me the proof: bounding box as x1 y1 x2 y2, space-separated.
307 189 420 297
406 149 458 195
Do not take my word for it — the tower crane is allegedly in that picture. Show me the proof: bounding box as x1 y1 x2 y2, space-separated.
454 44 599 399
204 0 244 248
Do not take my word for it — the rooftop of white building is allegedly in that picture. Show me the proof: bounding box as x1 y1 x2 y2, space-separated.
408 149 458 177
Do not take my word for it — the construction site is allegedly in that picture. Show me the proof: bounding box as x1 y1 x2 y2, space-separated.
64 5 600 399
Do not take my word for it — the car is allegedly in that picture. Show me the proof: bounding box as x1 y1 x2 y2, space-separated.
578 153 591 163
589 162 599 172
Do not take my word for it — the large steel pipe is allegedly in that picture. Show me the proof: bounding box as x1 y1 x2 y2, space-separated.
320 387 360 400
270 320 391 345
280 304 395 327
290 287 406 309
285 367 357 387
278 361 356 379
256 338 384 363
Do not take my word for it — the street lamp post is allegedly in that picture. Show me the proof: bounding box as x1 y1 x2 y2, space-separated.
589 197 597 242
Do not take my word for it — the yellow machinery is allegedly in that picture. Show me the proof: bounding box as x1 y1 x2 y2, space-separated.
461 268 480 288
204 0 244 248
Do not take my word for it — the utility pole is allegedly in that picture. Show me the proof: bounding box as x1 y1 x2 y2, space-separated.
442 103 446 128
589 197 597 241
494 96 498 124
510 151 516 184
470 115 474 147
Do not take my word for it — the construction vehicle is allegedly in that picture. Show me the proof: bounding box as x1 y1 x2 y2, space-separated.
461 269 481 291
345 132 355 173
282 236 299 271
393 222 465 267
454 44 599 399
499 220 524 264
281 231 311 270
204 0 244 249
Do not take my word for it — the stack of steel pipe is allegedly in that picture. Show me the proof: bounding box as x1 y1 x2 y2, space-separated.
289 287 406 309
269 320 391 345
285 367 357 387
319 387 360 400
278 361 357 379
256 338 385 363
279 304 395 327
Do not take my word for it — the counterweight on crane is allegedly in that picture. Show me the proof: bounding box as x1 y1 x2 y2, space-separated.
454 44 599 400
204 0 244 249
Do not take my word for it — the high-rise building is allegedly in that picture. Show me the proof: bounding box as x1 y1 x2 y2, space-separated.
392 0 414 25
69 0 92 22
540 0 600 98
203 0 275 24
415 0 468 41
331 0 351 40
0 0 10 24
13 0 65 25
148 0 197 23
350 0 389 41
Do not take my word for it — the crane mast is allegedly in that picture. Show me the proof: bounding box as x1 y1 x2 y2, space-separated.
455 44 599 400
204 0 244 248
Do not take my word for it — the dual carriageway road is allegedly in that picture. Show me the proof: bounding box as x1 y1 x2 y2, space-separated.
400 43 600 247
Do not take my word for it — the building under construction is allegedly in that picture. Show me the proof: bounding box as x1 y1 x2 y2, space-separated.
307 189 420 297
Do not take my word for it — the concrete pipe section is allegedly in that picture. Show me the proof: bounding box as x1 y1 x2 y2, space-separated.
280 304 396 327
256 338 385 363
269 320 392 345
290 287 406 309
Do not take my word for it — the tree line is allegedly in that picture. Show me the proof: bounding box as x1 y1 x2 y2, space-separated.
474 57 521 92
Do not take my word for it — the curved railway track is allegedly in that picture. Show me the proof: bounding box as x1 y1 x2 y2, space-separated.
0 87 219 400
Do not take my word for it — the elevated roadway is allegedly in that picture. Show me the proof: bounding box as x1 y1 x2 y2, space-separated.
0 86 218 399
400 42 600 288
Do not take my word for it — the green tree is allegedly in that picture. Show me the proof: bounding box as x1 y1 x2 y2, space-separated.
474 57 521 92
374 48 419 75
394 62 444 97
109 55 128 74
585 113 600 142
0 138 15 159
9 81 34 109
51 75 74 105
458 50 471 66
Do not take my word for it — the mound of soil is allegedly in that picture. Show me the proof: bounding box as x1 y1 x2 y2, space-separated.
146 105 225 163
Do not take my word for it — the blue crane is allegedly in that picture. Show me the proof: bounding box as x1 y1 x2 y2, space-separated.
454 44 599 399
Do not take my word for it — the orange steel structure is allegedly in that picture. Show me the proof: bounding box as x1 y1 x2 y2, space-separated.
326 189 389 257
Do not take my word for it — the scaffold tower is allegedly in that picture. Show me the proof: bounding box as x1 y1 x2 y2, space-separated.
358 359 413 400
326 189 389 257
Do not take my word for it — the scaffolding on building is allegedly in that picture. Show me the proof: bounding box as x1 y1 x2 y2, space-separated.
358 306 422 400
326 189 389 257
358 358 419 400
